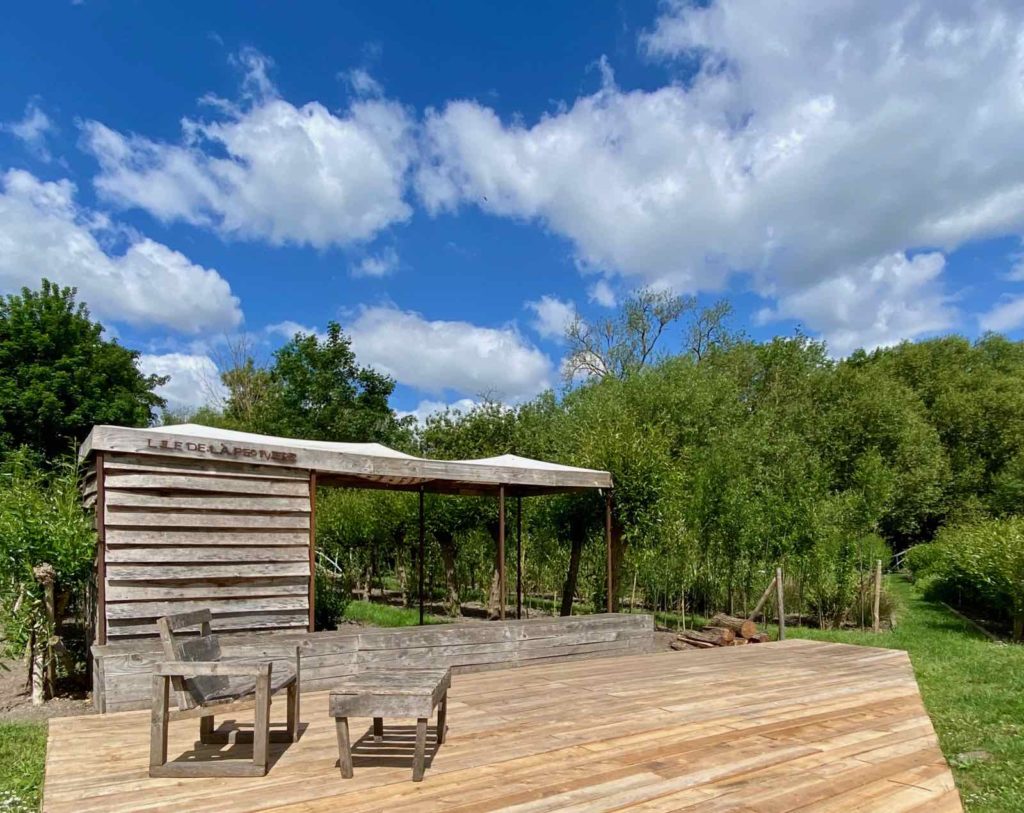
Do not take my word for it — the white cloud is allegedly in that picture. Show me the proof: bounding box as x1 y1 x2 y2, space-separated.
397 398 478 425
0 169 242 333
138 352 228 410
348 305 553 400
265 320 324 341
344 68 384 98
416 1 1024 345
352 246 399 278
2 101 54 161
980 296 1024 333
588 279 616 308
82 49 416 249
525 295 575 340
757 252 955 357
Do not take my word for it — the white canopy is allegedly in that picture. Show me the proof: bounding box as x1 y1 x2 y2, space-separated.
81 423 612 495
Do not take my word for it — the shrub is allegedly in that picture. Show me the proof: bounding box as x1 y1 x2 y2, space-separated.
0 450 95 665
932 518 1024 639
902 543 940 579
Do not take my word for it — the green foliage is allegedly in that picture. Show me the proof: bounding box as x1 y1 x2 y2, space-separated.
903 543 941 579
928 518 1024 637
0 281 165 460
342 600 449 627
0 721 46 813
0 450 95 658
221 322 412 446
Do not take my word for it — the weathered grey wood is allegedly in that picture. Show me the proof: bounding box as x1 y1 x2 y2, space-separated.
105 545 310 563
372 717 383 741
413 718 428 782
104 453 308 479
149 674 169 771
94 614 654 711
776 566 786 641
104 511 310 529
335 718 353 778
873 559 882 634
436 692 447 745
106 529 309 546
105 491 311 512
107 612 310 638
104 473 309 497
106 579 310 602
252 663 271 773
107 597 309 620
107 563 310 581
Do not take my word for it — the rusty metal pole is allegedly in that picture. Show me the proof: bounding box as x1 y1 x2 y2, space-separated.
516 496 523 620
498 485 506 620
605 491 613 613
418 486 425 626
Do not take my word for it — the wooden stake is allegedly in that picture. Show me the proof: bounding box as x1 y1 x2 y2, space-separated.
872 559 882 633
775 567 786 641
748 573 777 621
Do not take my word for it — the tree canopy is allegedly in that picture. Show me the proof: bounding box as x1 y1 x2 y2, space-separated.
0 281 165 461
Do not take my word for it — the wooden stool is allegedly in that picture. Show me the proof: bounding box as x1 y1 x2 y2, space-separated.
329 668 451 782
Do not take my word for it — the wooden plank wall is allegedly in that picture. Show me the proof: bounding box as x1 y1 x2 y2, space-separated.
91 613 654 712
98 453 313 640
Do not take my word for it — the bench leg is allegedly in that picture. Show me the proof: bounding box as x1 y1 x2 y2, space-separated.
412 717 428 782
373 717 384 741
335 717 353 778
436 692 447 745
149 675 169 775
253 669 271 775
286 682 299 743
199 714 215 743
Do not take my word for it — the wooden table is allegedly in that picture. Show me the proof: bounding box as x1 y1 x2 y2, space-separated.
329 667 451 782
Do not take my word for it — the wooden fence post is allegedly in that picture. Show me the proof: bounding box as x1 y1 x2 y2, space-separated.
872 559 882 633
748 573 778 621
775 567 786 641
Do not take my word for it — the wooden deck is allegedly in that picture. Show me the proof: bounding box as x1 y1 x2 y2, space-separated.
43 639 961 812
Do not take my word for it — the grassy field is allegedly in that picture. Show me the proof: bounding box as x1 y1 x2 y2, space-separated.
0 721 46 813
786 577 1024 812
341 599 449 627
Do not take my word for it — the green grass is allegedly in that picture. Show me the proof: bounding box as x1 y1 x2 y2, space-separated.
0 721 46 813
784 577 1024 812
341 600 450 627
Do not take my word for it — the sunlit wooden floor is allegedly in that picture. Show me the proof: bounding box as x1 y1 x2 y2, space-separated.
43 639 961 812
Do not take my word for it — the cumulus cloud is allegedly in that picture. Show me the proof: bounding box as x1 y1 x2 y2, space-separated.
138 352 228 410
588 279 616 308
416 1 1024 350
758 252 955 357
348 305 553 399
351 246 399 278
525 295 575 340
980 295 1024 333
81 49 416 248
0 169 242 333
2 101 54 161
265 320 324 341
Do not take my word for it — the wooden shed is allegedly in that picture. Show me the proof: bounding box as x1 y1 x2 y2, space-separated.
80 423 615 645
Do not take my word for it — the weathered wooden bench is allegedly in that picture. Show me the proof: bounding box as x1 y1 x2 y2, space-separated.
150 609 301 777
330 667 451 782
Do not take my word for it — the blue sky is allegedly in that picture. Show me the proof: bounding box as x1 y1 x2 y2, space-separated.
2 1 1024 419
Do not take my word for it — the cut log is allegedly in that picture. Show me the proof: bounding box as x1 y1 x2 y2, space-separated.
746 632 770 644
732 637 748 646
709 613 758 640
701 626 736 644
678 628 733 647
670 640 701 651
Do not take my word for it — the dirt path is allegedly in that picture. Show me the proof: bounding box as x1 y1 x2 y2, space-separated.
0 658 93 723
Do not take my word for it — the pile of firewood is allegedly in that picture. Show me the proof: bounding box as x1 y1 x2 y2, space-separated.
670 613 770 650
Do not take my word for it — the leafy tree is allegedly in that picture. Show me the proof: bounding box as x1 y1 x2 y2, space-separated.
0 281 165 460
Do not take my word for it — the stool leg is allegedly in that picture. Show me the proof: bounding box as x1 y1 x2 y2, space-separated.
373 717 384 741
412 717 428 782
335 717 353 778
436 693 447 745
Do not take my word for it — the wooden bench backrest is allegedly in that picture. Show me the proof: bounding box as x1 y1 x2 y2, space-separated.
156 610 229 710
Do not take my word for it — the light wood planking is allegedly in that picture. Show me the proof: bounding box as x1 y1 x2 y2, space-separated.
97 453 313 639
43 640 961 813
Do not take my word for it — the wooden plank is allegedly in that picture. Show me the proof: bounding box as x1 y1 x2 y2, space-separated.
106 563 310 581
103 473 309 496
103 512 310 530
105 596 309 620
105 529 309 546
104 491 310 512
105 579 310 601
105 546 310 564
103 452 308 479
106 611 310 637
